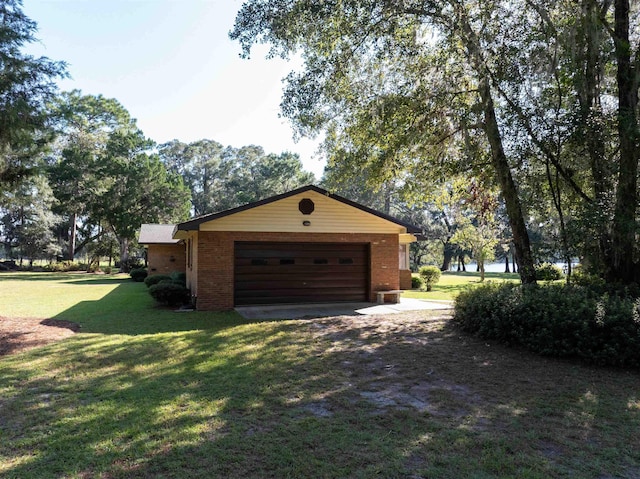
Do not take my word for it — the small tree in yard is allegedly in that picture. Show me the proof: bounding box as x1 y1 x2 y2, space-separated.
419 266 441 292
451 219 499 282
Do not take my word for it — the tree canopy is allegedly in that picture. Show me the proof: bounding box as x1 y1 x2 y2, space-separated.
3 0 640 281
45 92 193 270
231 0 640 284
0 0 66 187
159 140 315 215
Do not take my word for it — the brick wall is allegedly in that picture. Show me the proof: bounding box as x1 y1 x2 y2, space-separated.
195 231 400 311
147 244 186 276
399 269 413 290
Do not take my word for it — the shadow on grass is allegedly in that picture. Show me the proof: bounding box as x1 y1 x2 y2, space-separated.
1 273 639 477
46 278 251 335
40 319 81 332
60 276 133 286
0 271 85 282
433 283 471 293
0 271 131 285
1 314 639 478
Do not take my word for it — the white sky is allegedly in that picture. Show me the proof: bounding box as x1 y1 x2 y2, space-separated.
23 0 327 178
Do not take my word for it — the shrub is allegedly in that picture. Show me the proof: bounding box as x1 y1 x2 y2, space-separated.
103 266 112 274
453 283 640 368
42 263 63 272
569 267 640 298
571 267 606 288
148 282 190 306
117 258 144 272
0 260 18 271
170 271 187 287
144 274 172 288
411 275 424 290
535 263 564 281
130 268 148 282
42 261 83 272
419 266 441 292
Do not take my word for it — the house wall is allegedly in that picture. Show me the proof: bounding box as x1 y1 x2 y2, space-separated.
195 231 399 311
399 270 413 290
147 244 186 276
199 190 406 234
398 243 413 289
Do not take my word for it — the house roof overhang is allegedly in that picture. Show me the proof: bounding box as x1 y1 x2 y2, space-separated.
139 224 182 244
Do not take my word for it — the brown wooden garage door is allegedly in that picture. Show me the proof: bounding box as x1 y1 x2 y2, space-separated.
234 242 369 305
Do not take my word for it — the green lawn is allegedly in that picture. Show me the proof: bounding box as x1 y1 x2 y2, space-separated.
403 271 521 301
1 272 639 478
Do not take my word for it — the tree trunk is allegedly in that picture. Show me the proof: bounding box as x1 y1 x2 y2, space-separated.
458 255 466 272
581 0 609 200
480 261 485 282
504 254 510 273
441 241 454 271
119 237 130 273
479 78 537 284
455 5 537 285
383 181 391 215
546 160 573 284
608 0 639 283
68 213 77 261
575 0 611 273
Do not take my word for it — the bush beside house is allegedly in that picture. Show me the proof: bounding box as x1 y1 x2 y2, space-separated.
144 274 172 287
148 282 190 306
145 270 190 307
130 268 148 282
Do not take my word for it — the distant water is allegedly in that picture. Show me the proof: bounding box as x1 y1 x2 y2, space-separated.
455 262 576 274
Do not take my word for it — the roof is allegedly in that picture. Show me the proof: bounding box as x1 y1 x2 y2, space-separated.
174 185 422 234
139 224 181 244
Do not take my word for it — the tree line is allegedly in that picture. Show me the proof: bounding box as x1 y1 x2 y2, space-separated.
0 1 314 271
1 89 314 270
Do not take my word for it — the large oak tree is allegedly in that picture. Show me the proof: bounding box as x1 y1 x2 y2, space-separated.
231 0 538 282
231 0 640 284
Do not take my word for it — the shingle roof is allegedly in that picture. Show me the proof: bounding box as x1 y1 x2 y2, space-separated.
139 224 180 244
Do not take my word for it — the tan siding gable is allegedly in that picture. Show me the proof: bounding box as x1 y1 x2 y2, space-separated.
198 190 407 234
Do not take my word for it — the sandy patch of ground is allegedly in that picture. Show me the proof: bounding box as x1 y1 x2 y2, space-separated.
300 311 479 418
0 316 79 356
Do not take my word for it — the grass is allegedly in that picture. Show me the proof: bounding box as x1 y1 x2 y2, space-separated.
1 272 639 478
403 271 521 301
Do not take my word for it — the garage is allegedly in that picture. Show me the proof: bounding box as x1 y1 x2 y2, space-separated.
171 185 420 310
234 242 369 305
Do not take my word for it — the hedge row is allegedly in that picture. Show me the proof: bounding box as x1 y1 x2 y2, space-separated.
453 283 640 368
